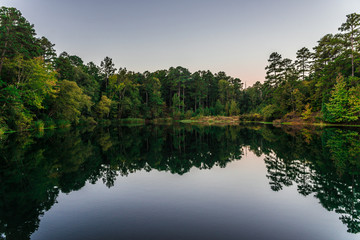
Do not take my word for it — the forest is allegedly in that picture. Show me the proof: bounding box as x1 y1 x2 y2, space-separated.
1 6 360 133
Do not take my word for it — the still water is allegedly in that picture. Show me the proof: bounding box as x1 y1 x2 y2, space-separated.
1 124 360 240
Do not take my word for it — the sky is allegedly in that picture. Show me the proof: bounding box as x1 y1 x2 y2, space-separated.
2 0 360 86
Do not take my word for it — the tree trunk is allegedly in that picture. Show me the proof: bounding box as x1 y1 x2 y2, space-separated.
178 84 181 110
351 31 354 77
146 92 148 106
0 26 10 76
182 86 185 113
302 60 305 81
194 97 197 112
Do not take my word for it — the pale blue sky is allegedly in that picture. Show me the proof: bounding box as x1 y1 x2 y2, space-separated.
2 0 360 85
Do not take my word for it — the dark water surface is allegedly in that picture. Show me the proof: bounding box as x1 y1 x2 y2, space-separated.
1 124 360 240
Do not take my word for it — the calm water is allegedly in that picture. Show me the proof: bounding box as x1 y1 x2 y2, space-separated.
1 124 360 240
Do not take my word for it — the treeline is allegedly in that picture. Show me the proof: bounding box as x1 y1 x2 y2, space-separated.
1 7 360 133
242 13 360 123
0 7 246 133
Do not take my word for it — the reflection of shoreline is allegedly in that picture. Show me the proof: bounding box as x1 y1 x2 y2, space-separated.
0 125 360 238
262 128 360 234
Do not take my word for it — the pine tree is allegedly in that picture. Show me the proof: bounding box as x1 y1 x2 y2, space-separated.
325 75 358 122
295 47 312 81
339 13 360 77
0 7 39 75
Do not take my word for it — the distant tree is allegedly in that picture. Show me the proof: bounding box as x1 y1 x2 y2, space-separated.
218 79 231 105
0 7 39 75
100 56 116 90
265 52 283 87
245 81 263 111
142 72 163 118
171 93 182 115
190 71 207 111
295 47 312 81
85 62 102 81
55 52 75 81
312 34 343 72
168 66 190 112
281 58 294 78
69 55 84 67
338 13 360 76
37 36 56 64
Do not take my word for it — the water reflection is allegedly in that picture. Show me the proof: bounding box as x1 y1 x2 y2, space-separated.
0 124 359 239
262 128 360 234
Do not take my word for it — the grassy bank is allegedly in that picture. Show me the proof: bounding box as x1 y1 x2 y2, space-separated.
239 120 360 128
179 116 240 125
3 115 360 137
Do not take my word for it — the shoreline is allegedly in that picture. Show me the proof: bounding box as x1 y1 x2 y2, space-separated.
2 116 360 136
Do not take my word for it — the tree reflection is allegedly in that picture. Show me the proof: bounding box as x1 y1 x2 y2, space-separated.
0 124 360 238
261 127 360 234
0 125 245 239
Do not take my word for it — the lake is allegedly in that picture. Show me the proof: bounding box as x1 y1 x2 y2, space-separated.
0 124 359 240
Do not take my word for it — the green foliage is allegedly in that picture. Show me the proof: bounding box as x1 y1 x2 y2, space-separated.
229 100 240 116
214 99 224 115
96 96 112 119
265 52 284 87
171 93 182 114
301 103 312 120
293 88 305 113
238 12 360 123
348 85 360 116
194 107 212 117
118 118 145 124
261 104 281 121
0 7 249 131
4 56 57 109
56 119 71 128
338 13 360 77
172 110 183 120
81 116 97 125
13 106 33 131
0 7 40 75
100 56 116 90
295 47 312 81
142 73 163 119
1 6 360 133
51 80 92 124
324 75 360 122
33 120 45 131
0 56 57 131
44 118 56 129
326 129 360 174
0 116 7 134
184 110 194 119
